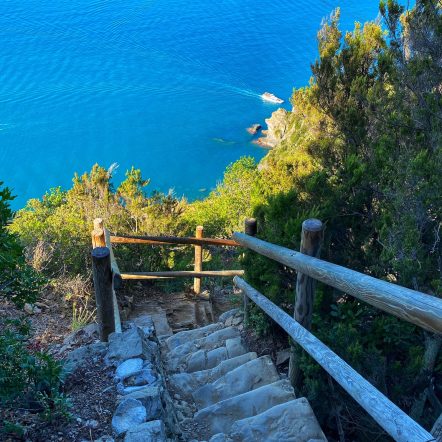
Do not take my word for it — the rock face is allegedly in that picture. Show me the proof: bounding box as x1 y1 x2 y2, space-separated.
254 108 291 148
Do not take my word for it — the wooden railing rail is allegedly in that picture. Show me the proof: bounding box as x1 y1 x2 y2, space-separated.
232 231 442 334
121 270 244 280
234 276 435 442
93 220 249 300
110 234 239 247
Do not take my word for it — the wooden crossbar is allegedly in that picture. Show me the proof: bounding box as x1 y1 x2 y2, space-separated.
110 234 239 247
121 270 244 280
233 232 442 334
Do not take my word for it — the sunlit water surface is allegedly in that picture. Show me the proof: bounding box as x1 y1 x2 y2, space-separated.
0 0 381 208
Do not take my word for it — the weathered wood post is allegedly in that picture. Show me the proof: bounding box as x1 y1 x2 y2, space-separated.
193 225 204 294
289 218 323 388
244 217 257 237
243 218 257 324
91 247 116 341
91 218 106 248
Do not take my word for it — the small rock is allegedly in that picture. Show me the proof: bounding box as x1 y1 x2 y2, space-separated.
174 393 181 401
246 123 262 135
85 419 99 429
231 316 243 326
276 348 291 365
219 308 240 323
124 420 166 442
115 358 144 382
95 436 114 442
176 410 185 421
63 342 107 374
107 328 144 364
125 368 157 387
118 386 163 420
112 398 147 436
24 303 41 315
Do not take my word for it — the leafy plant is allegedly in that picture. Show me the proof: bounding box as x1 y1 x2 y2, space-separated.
0 319 70 421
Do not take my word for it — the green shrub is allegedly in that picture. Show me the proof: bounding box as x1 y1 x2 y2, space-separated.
0 182 45 307
0 319 70 422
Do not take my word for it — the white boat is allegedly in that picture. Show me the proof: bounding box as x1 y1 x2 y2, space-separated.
261 92 284 104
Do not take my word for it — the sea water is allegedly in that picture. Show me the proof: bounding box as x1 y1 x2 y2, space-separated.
0 0 380 208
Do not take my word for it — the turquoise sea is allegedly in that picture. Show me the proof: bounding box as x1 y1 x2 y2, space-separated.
0 0 381 208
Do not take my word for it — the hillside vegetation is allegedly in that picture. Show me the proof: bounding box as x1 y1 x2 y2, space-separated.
2 1 441 440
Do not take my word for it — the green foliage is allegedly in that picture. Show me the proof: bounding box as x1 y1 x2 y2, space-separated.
0 182 45 307
184 157 265 236
0 319 70 423
10 165 187 277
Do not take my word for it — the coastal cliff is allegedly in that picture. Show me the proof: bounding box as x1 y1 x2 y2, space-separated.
255 108 293 148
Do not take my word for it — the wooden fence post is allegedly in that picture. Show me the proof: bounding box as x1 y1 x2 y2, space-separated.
244 218 257 236
91 247 116 341
193 226 204 294
289 218 323 388
92 218 106 248
243 218 257 324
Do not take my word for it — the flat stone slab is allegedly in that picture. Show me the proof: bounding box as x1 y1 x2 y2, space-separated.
167 327 240 372
112 398 146 436
118 385 163 420
64 342 107 374
193 356 280 409
115 358 144 381
193 379 296 437
230 398 327 442
107 328 144 363
169 352 257 396
165 323 222 351
124 420 166 442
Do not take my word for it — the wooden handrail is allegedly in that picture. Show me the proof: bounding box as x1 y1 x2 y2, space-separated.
110 234 239 247
234 276 435 442
233 232 442 334
104 228 123 290
121 270 244 280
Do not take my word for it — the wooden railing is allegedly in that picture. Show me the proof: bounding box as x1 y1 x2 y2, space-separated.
232 219 441 442
90 217 250 339
90 215 441 441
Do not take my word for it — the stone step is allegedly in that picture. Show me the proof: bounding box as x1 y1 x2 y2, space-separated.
169 352 257 396
192 355 280 409
193 379 296 437
133 312 172 340
166 327 240 372
164 323 223 352
185 337 248 373
228 397 327 441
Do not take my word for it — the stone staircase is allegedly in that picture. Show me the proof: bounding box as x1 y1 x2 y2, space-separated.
160 309 327 442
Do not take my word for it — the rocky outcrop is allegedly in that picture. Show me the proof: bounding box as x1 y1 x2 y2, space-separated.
246 124 261 135
254 108 292 148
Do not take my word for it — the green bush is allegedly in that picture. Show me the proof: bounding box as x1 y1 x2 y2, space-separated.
0 319 70 423
0 182 45 307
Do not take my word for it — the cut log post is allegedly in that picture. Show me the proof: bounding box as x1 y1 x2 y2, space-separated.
243 218 257 324
91 218 106 248
193 226 204 294
244 218 257 236
289 218 323 389
91 247 115 341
